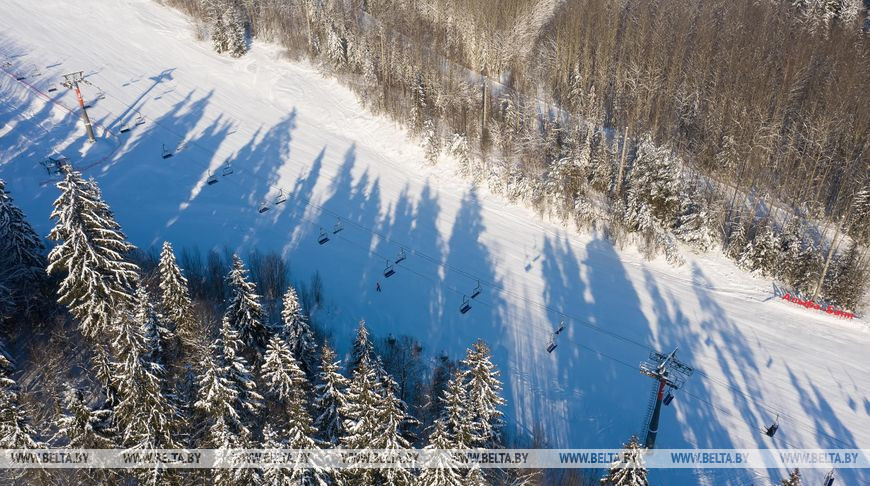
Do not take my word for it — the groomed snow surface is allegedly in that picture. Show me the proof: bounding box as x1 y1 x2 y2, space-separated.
1 1 868 484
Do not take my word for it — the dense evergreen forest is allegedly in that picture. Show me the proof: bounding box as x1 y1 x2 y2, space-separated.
1 171 565 485
172 0 869 310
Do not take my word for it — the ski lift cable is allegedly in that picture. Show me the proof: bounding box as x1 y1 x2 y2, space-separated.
59 65 861 447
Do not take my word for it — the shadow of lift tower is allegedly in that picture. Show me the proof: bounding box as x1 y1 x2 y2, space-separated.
639 347 694 449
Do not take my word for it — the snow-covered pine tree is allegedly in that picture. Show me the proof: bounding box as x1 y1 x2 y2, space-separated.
674 190 716 252
47 166 139 340
781 468 802 486
54 386 116 448
461 339 506 448
111 288 179 452
348 319 375 375
158 241 198 348
449 133 472 177
280 286 316 376
600 436 648 486
225 254 269 358
313 342 348 444
418 419 466 486
0 178 46 314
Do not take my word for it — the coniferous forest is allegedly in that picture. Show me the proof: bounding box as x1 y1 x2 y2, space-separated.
0 170 554 485
174 0 869 310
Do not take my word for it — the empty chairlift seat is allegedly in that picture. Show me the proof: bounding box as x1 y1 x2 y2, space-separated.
459 295 472 314
161 144 173 159
317 228 330 245
222 161 234 176
384 260 396 278
471 280 481 299
395 248 406 264
275 189 287 205
546 341 557 353
206 171 218 185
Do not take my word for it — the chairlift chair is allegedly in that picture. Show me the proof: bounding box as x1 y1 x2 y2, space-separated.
384 260 396 278
119 124 131 134
546 340 557 353
823 470 835 486
317 228 330 245
275 189 287 205
222 161 233 176
555 321 565 335
48 86 58 93
333 218 344 234
134 113 145 125
459 295 472 314
395 247 406 264
258 203 271 213
471 280 481 299
161 144 173 159
206 171 219 185
663 391 675 406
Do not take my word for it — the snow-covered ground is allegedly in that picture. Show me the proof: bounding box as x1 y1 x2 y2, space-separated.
1 1 868 484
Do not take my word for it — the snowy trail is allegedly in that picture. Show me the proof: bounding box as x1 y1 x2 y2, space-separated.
1 1 869 484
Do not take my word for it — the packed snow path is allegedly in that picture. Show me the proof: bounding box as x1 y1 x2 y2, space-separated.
1 1 868 484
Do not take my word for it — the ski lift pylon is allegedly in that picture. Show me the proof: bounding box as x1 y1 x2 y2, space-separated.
459 295 472 314
317 228 330 245
384 260 396 278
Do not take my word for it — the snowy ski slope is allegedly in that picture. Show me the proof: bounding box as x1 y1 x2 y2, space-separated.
1 1 868 484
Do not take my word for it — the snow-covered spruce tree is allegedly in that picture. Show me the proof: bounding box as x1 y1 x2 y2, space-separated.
0 358 40 449
674 190 716 252
781 468 802 486
372 374 417 485
225 254 269 359
849 187 870 244
195 320 262 486
461 339 506 447
313 342 348 444
158 241 198 348
625 136 681 230
600 436 648 486
261 335 327 485
47 166 139 340
340 358 385 485
418 420 467 486
280 286 316 376
111 288 179 454
542 156 584 222
347 319 375 375
738 223 781 277
54 386 116 449
440 370 486 485
422 119 441 165
222 1 247 57
0 178 46 314
823 242 867 309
